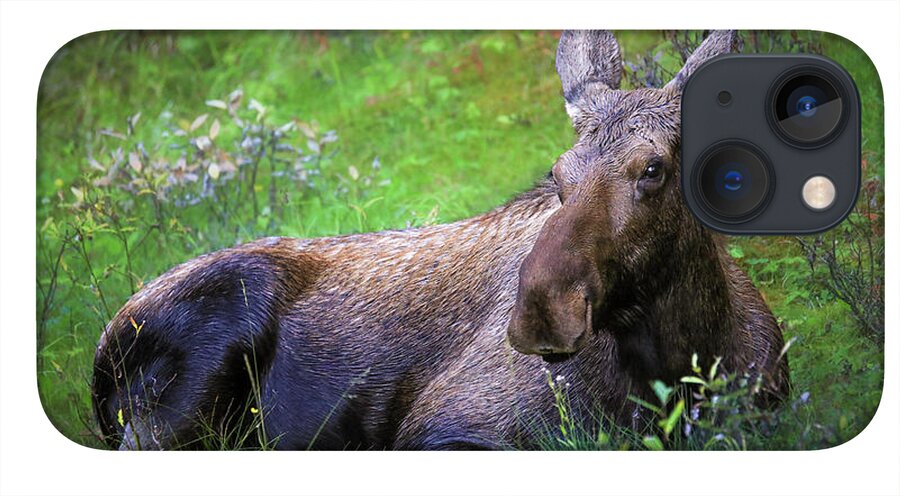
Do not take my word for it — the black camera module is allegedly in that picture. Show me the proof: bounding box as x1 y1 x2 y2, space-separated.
682 54 860 234
770 68 847 147
694 141 774 222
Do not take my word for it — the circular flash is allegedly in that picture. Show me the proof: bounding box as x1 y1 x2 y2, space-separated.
802 176 836 211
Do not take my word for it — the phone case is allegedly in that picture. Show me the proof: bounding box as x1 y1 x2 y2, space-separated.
36 30 884 450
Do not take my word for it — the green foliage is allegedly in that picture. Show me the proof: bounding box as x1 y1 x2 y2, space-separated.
623 30 825 89
535 348 824 451
798 176 885 343
532 370 641 451
36 30 883 450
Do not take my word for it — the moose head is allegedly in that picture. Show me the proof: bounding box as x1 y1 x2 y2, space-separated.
507 30 741 361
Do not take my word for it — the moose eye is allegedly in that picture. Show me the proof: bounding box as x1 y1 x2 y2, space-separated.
637 159 667 198
642 161 663 180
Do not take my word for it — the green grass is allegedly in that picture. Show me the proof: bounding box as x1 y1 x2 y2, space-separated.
36 30 883 449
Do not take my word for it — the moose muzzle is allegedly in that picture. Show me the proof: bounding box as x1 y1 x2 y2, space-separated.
507 212 602 361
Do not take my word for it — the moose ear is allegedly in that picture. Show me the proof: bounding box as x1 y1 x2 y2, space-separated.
556 30 622 121
665 30 742 93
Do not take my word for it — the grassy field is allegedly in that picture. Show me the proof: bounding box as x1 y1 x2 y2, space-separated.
36 30 883 449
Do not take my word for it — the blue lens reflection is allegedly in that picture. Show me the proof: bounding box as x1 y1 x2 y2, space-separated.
724 170 743 191
796 95 818 117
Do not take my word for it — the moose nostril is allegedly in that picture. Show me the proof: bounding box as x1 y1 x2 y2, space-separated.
542 352 576 364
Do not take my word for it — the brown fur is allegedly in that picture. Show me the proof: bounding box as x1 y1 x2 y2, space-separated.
92 31 788 450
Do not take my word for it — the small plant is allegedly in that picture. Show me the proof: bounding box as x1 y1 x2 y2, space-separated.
546 369 578 448
192 352 281 451
676 354 780 450
627 381 685 450
531 368 633 451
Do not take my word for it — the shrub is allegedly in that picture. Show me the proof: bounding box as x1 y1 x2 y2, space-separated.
624 30 824 89
798 176 885 344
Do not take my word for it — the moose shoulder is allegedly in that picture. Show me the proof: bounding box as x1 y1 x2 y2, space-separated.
92 30 789 451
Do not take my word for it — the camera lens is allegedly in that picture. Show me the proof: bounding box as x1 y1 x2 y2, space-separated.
771 69 846 146
695 142 773 221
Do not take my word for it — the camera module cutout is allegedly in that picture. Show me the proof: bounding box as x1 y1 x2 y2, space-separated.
681 54 860 234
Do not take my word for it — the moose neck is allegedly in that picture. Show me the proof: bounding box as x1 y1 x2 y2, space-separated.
599 214 738 384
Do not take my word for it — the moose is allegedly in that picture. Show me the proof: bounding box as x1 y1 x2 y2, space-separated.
92 30 790 450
